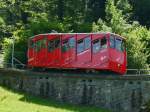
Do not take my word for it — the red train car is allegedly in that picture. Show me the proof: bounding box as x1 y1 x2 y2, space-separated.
27 33 127 75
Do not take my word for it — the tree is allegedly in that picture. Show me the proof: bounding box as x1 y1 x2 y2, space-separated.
129 0 150 27
93 0 149 69
0 0 150 68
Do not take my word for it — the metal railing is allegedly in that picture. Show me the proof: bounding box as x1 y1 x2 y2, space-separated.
0 61 150 75
0 62 27 69
126 69 150 75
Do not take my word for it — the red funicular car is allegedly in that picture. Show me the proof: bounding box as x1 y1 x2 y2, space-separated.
27 33 127 75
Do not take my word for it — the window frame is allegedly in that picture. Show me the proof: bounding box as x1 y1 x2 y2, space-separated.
61 39 69 53
41 38 47 49
35 40 41 52
101 37 107 49
48 39 55 52
84 36 91 50
77 38 84 53
54 37 60 49
110 35 115 49
69 37 76 49
110 35 125 52
115 38 122 52
61 37 76 53
48 37 61 52
77 36 91 54
121 39 126 52
92 39 101 53
115 38 125 52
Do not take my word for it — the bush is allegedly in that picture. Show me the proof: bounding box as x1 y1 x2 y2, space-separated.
92 0 149 69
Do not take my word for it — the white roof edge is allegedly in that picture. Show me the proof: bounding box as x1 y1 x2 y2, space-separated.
29 32 123 39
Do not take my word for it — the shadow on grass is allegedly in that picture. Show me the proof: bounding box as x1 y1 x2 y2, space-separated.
1 86 109 112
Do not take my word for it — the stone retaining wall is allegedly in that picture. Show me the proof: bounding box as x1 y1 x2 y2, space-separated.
0 69 150 112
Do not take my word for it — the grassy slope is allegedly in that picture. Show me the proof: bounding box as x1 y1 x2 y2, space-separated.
0 87 110 112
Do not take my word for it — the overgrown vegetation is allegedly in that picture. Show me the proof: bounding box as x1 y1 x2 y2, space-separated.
0 0 149 69
0 86 109 112
92 0 150 69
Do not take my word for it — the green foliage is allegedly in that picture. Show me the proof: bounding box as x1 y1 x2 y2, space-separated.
105 0 132 34
0 0 150 69
92 19 112 32
93 0 149 69
0 17 6 45
126 28 149 69
130 0 150 27
116 0 132 17
2 12 72 65
2 38 12 66
0 17 5 25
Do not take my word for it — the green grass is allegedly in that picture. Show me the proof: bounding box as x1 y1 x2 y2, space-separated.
0 86 110 112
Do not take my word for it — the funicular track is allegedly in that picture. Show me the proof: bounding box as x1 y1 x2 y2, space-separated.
0 68 150 81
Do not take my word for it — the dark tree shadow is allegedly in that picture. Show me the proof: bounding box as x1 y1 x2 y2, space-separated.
19 94 108 112
1 86 109 112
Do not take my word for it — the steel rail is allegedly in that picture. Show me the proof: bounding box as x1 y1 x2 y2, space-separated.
0 62 150 76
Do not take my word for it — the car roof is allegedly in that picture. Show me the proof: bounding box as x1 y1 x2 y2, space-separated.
29 32 125 40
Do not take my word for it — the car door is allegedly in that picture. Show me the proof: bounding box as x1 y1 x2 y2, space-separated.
109 35 125 71
27 38 34 66
47 35 61 68
61 34 76 68
47 35 55 67
39 35 47 66
53 36 61 67
34 36 42 67
76 34 92 68
92 34 109 69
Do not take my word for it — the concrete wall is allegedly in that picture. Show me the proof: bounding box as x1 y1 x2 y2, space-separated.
0 69 150 112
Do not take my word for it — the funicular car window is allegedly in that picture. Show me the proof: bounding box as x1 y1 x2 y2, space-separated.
84 37 91 49
35 40 42 52
55 38 60 49
115 38 122 51
48 40 54 52
62 39 69 52
101 37 107 49
110 35 115 48
92 39 100 53
41 39 46 49
77 39 84 53
121 40 125 51
69 37 75 48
